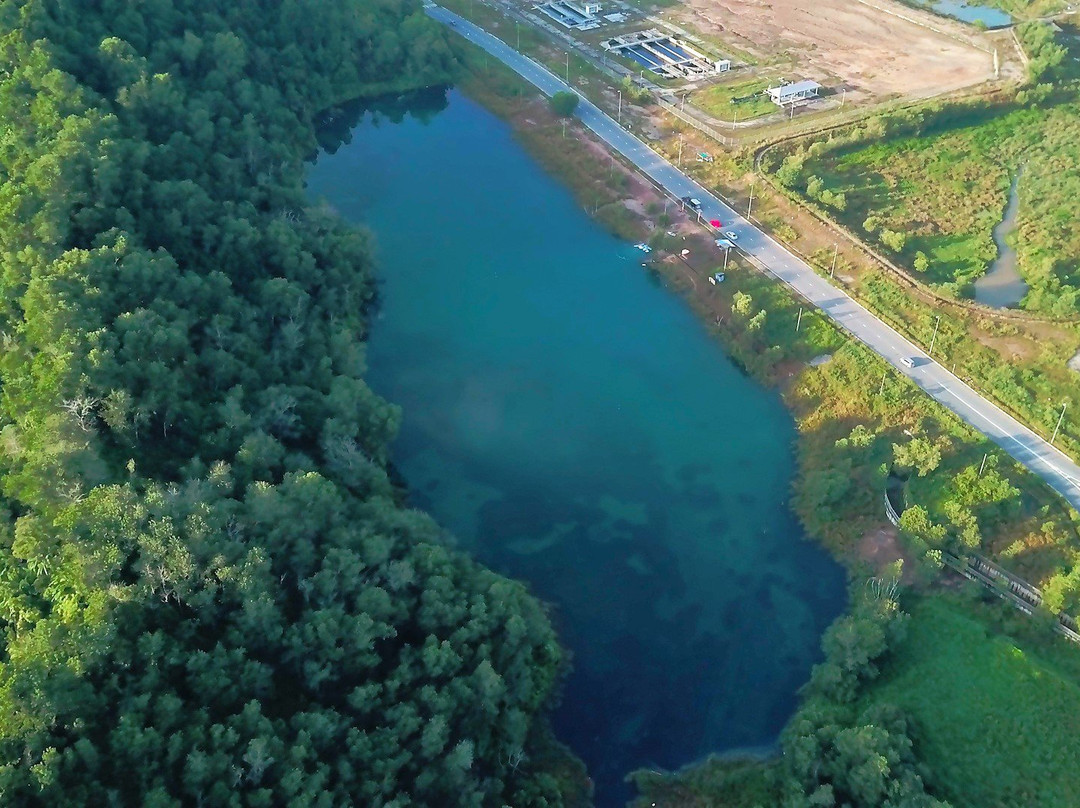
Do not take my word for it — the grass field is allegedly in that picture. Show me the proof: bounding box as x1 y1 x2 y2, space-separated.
691 76 776 122
787 22 1080 314
799 102 1080 311
863 593 1080 808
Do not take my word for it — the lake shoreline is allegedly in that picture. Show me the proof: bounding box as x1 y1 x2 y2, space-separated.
431 20 1080 808
451 48 895 569
443 49 878 803
310 83 849 805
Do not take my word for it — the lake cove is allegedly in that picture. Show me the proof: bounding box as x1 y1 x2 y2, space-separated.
307 89 847 806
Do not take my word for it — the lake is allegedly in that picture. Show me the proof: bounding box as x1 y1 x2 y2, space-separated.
307 88 846 806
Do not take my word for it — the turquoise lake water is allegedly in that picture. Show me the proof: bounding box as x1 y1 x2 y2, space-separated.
306 89 846 805
928 0 1012 28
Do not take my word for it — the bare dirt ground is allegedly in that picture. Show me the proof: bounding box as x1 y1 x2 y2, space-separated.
668 0 996 103
858 526 918 582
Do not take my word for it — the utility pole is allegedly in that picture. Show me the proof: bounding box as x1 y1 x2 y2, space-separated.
841 88 847 107
617 90 622 126
1052 402 1068 445
747 181 755 220
732 109 738 130
929 314 941 356
830 243 838 279
723 247 730 270
516 22 520 50
565 52 570 86
978 453 988 477
878 371 887 396
796 307 804 332
678 136 683 168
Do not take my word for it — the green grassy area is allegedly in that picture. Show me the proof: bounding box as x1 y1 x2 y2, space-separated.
750 24 1080 550
778 23 1080 314
691 76 776 122
796 101 1080 309
863 593 1080 808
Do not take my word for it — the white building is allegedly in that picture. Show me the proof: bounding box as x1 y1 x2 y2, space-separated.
766 80 821 106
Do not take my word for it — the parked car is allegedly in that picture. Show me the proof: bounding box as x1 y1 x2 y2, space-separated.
901 356 916 369
723 231 738 241
681 196 701 209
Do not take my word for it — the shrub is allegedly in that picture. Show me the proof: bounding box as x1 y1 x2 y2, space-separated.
549 91 579 117
880 229 907 253
821 189 847 211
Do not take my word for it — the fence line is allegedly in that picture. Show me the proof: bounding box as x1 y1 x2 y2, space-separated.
887 498 1080 644
656 97 735 147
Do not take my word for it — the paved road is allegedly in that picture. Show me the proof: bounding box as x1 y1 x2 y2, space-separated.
428 4 1080 512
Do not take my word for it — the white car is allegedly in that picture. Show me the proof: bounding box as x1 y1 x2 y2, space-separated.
723 231 738 241
901 357 916 369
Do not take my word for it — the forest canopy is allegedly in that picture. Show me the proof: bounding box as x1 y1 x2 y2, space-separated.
0 0 573 804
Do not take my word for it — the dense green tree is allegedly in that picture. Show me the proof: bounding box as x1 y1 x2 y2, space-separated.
879 229 907 254
782 575 949 808
549 90 579 117
0 0 575 804
892 438 941 477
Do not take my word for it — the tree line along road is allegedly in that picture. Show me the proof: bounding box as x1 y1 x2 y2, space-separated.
425 3 1080 514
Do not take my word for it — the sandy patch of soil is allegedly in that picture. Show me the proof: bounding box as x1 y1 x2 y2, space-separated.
857 525 917 582
670 0 995 103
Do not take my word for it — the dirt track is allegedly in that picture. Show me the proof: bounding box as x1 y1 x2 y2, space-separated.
671 0 996 102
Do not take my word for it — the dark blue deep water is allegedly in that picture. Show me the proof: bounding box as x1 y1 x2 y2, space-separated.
307 89 846 806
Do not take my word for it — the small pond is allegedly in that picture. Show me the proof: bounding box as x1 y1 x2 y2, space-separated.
929 0 1012 28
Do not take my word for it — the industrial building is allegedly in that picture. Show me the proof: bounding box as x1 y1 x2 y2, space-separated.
602 29 729 79
536 1 603 30
766 80 822 106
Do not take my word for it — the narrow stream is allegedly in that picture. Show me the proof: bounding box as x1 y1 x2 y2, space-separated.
974 171 1028 309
